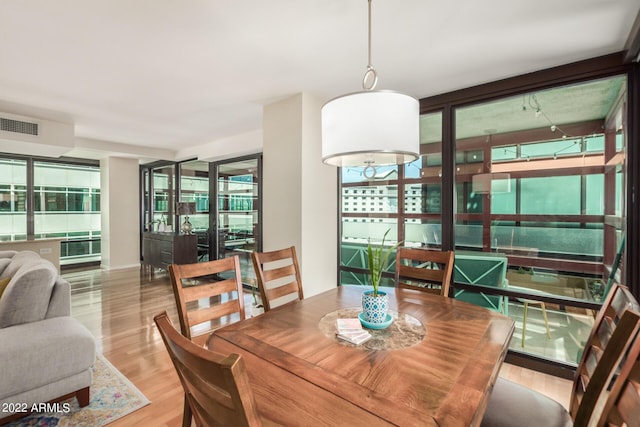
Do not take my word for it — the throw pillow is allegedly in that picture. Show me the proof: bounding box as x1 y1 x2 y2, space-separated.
0 277 10 300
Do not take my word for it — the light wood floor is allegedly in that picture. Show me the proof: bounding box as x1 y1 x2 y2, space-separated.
65 266 572 426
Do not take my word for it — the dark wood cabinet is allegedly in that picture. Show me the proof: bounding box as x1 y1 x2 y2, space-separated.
143 232 197 270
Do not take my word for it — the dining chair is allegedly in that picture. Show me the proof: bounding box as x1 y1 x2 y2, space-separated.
595 321 640 427
251 246 303 312
481 283 640 427
154 311 263 427
169 257 247 427
168 256 246 347
394 247 454 296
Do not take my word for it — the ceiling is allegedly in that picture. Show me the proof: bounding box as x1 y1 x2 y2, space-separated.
0 0 638 161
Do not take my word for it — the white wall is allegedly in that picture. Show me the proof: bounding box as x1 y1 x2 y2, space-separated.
100 157 140 270
263 93 337 297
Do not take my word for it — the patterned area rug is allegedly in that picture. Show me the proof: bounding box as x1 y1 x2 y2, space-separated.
6 354 150 427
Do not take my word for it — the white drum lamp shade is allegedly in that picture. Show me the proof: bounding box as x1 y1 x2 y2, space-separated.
322 91 420 167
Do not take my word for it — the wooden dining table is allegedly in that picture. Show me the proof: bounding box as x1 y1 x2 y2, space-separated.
208 285 515 427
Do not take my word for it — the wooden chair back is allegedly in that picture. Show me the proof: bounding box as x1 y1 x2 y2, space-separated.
571 283 640 425
169 256 245 347
395 247 454 296
251 246 303 312
597 316 640 427
154 311 262 427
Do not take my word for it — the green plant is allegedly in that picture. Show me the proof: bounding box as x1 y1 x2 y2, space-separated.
367 229 401 296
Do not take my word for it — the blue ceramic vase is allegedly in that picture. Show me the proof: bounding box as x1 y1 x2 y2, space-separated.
362 290 388 324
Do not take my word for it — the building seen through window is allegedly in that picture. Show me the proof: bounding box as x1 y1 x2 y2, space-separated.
0 158 101 265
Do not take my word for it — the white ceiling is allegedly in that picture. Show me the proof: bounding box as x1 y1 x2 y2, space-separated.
0 0 638 161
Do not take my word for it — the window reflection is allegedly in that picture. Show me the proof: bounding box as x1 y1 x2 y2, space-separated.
453 75 627 364
216 158 260 284
33 161 101 264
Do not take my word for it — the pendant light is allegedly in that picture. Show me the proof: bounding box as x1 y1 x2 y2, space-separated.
321 0 419 174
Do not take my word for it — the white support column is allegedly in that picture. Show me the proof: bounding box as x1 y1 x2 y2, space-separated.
100 157 140 270
263 93 337 297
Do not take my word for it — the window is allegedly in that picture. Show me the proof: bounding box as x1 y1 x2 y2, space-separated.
451 75 626 365
0 158 27 241
34 161 101 264
337 68 631 369
339 112 444 287
0 157 101 265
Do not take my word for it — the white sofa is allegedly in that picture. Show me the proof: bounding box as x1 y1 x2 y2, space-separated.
0 250 96 423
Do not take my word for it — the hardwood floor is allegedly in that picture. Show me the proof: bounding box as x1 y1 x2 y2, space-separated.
68 267 185 426
65 266 572 426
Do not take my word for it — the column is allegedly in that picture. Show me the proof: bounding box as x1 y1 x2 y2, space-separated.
100 156 140 270
263 93 338 297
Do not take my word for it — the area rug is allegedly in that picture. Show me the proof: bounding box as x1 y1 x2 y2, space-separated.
6 354 150 427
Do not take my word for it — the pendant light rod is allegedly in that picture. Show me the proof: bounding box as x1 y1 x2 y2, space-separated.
363 0 378 90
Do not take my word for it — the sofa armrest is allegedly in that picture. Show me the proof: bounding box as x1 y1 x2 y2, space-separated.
46 278 71 319
0 317 96 401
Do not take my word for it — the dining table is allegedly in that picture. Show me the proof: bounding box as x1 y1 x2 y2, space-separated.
208 285 515 426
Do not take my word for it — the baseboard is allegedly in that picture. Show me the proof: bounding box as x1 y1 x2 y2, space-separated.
100 262 141 271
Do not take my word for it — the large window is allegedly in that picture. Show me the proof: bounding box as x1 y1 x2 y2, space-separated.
0 156 101 265
452 76 627 364
340 112 443 287
338 69 630 369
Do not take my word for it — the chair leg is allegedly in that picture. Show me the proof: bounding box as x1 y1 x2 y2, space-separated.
182 394 192 427
541 302 551 339
521 301 528 347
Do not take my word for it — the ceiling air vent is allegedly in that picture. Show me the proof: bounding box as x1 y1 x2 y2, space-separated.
0 117 39 136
